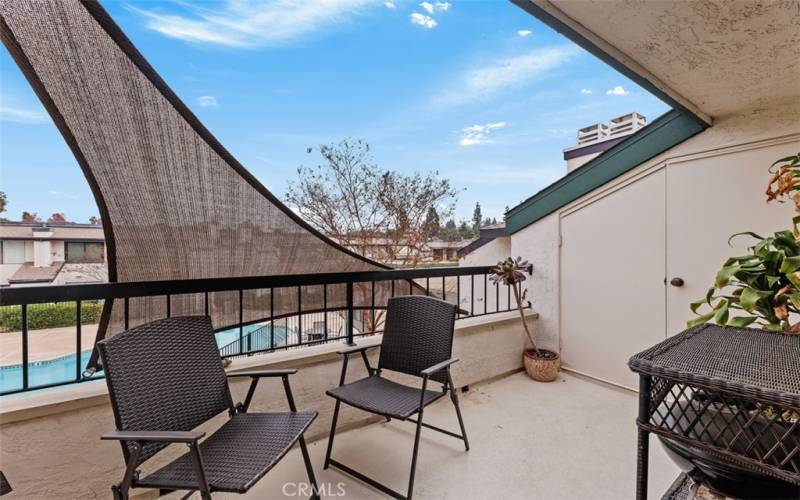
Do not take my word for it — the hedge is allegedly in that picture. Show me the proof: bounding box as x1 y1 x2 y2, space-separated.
0 301 102 332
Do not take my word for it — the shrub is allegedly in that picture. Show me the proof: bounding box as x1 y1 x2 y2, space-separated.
0 301 102 332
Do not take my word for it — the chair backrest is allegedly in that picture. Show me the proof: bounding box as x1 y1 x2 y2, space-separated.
97 316 232 465
378 296 457 384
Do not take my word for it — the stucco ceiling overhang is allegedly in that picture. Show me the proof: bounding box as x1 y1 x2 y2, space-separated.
519 0 800 123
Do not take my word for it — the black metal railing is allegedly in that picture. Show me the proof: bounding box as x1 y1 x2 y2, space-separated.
0 265 531 395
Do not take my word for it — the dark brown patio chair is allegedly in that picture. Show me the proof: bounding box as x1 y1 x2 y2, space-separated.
97 316 319 500
323 295 469 500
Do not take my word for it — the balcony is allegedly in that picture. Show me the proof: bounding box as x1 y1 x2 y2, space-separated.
2 0 799 499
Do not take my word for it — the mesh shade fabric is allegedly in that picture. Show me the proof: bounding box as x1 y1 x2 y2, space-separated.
0 0 402 370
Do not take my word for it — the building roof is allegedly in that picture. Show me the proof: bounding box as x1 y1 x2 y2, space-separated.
458 223 508 258
427 240 471 250
0 222 104 241
8 262 64 284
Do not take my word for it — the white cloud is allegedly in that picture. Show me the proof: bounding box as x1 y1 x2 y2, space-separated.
0 106 48 124
459 121 506 147
420 1 450 13
439 45 580 104
410 12 437 28
384 1 396 7
517 29 532 37
131 0 375 48
580 88 593 94
197 95 219 107
606 85 629 96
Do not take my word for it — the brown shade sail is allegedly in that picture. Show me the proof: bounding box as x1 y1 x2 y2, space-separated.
0 0 398 370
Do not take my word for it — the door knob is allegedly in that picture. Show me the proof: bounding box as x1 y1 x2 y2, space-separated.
670 277 685 287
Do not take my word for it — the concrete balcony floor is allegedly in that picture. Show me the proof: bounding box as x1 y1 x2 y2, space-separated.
199 371 680 499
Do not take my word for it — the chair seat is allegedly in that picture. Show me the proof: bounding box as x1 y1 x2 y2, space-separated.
326 375 445 419
138 411 317 493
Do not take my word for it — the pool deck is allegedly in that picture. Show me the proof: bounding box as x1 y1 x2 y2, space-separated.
0 325 97 366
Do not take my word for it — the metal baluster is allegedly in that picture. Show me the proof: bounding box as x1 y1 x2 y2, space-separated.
470 274 474 316
426 277 430 296
370 281 375 334
124 296 130 330
323 284 328 342
456 276 461 316
166 294 171 318
496 280 499 313
21 304 28 390
297 286 303 345
442 276 446 301
507 284 511 311
346 281 354 345
484 274 488 315
239 289 244 355
76 300 82 381
270 288 274 350
204 292 209 316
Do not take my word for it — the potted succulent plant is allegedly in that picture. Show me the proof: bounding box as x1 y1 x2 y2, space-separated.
490 256 559 382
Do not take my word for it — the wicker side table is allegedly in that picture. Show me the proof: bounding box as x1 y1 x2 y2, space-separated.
629 324 800 500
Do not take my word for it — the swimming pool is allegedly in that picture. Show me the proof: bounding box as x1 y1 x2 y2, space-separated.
0 323 292 393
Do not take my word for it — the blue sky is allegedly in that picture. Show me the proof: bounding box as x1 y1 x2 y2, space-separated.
0 0 669 224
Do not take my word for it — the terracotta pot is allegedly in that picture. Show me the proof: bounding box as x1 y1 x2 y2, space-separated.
523 349 560 382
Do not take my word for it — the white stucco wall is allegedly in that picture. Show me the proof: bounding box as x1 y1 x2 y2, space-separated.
510 102 800 371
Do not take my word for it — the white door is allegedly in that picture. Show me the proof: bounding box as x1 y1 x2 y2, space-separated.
666 142 799 334
561 169 666 389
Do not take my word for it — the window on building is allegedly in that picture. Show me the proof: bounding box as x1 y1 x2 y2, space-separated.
65 242 104 263
1 240 25 264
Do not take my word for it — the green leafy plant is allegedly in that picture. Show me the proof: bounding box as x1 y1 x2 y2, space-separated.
689 231 800 331
490 256 540 354
689 153 800 331
0 301 102 332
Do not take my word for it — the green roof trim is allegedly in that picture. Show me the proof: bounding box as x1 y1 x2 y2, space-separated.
505 109 707 234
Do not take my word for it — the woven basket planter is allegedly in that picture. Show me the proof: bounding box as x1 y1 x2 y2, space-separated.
523 349 560 382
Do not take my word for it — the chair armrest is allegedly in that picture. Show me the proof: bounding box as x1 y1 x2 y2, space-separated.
336 344 379 356
227 369 297 378
101 430 205 443
421 358 459 377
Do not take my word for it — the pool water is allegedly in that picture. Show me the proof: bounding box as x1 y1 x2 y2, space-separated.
0 350 100 393
1 324 291 394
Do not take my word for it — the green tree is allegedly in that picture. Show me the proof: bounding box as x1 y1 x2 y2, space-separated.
458 220 475 239
21 211 40 222
285 138 458 266
423 206 440 238
472 202 482 231
0 192 6 213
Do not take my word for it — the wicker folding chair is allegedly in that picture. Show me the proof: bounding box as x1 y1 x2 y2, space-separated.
323 295 469 499
97 316 319 500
